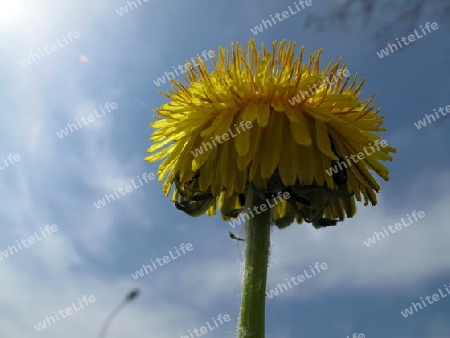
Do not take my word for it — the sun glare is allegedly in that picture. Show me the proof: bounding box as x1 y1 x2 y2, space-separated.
0 2 23 27
0 1 42 30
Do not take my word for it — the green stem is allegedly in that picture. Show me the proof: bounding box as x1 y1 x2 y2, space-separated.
237 185 271 338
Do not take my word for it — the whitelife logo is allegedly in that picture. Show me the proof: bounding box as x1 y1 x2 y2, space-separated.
363 210 425 247
400 283 450 318
115 0 150 16
325 140 388 177
131 243 193 280
18 31 81 68
228 191 290 228
180 313 231 338
0 153 21 171
55 102 119 139
190 121 253 158
250 0 313 35
414 103 450 129
266 262 328 299
152 50 215 87
376 22 439 59
93 172 155 209
34 295 96 331
0 224 58 262
287 68 350 106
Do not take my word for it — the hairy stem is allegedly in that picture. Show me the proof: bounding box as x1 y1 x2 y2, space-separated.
237 186 271 338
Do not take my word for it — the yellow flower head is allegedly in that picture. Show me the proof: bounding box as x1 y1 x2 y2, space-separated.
145 40 396 229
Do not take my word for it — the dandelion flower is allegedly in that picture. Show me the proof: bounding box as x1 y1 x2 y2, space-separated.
145 39 395 338
145 39 395 229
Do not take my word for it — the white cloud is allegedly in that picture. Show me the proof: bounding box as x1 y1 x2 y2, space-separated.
268 175 450 298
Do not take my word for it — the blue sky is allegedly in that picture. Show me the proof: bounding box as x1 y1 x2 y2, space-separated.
1 0 450 337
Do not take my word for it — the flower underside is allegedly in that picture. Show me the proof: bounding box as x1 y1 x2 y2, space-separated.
146 40 396 229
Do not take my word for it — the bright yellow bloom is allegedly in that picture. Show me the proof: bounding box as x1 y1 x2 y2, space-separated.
145 40 395 228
